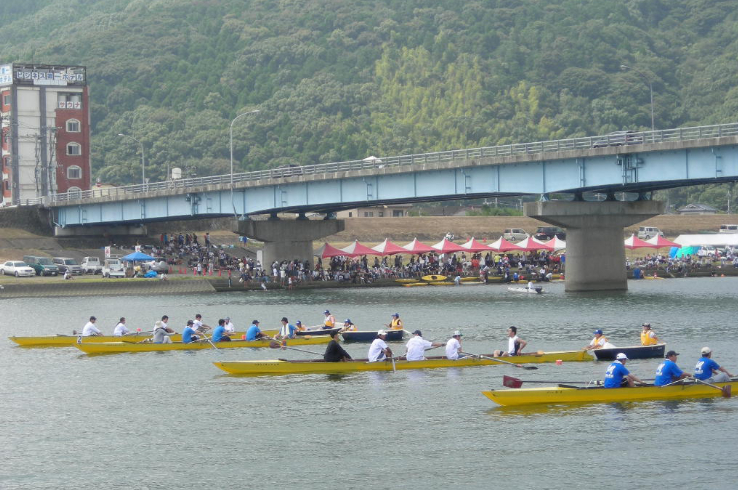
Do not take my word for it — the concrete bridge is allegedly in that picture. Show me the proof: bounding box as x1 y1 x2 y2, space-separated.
44 123 738 291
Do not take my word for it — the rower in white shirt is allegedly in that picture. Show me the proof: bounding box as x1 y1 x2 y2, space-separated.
445 331 463 360
112 317 130 336
405 330 444 361
82 316 102 336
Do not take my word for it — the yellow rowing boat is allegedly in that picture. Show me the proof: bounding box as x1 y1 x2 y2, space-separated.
73 336 330 354
213 350 592 375
482 380 738 406
9 329 282 347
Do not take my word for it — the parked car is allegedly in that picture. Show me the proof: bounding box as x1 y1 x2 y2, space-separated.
23 255 59 276
502 228 528 242
144 260 169 273
719 224 738 234
102 258 125 278
53 257 83 275
81 256 103 274
0 261 35 277
637 226 664 240
592 130 643 148
534 226 566 241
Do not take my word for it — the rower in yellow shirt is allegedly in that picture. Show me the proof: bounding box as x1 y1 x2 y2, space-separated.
387 312 403 330
323 310 337 329
640 323 659 345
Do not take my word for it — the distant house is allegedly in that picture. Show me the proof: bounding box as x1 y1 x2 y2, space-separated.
677 203 718 215
336 204 412 218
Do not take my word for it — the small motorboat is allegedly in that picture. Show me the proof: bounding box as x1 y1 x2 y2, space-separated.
592 343 666 360
507 286 544 294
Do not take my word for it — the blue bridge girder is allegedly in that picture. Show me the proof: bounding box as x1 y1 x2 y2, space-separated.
50 123 738 227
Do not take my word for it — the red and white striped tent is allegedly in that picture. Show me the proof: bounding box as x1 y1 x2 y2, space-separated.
402 238 435 254
459 237 492 252
645 235 681 249
543 236 567 251
340 240 382 257
624 234 658 250
514 237 553 251
371 238 407 256
314 242 349 258
430 238 466 253
487 237 523 252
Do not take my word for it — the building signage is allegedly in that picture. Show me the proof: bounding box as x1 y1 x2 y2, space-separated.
11 64 86 87
0 64 12 86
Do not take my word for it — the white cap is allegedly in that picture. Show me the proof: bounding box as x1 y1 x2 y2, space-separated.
616 353 628 360
377 330 387 336
453 330 462 337
701 346 712 355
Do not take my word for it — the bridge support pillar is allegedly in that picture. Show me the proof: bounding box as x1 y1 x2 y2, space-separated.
525 201 665 292
54 224 147 237
234 219 345 268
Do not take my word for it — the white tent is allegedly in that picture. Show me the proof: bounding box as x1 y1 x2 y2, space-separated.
673 234 738 247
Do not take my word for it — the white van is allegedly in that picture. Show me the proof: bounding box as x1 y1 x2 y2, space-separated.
502 228 528 241
637 226 664 240
102 258 125 278
719 224 738 233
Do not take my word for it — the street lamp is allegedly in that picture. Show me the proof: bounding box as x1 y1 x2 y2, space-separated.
118 133 145 186
620 64 655 133
229 109 260 211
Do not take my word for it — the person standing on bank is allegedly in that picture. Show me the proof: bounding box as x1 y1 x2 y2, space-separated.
323 330 352 362
654 350 691 386
694 347 734 383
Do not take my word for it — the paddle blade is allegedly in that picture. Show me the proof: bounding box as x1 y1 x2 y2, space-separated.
503 375 523 388
723 385 732 398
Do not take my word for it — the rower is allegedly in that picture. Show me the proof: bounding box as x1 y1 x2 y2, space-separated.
212 319 231 342
246 319 265 341
82 316 102 336
341 319 357 332
387 313 403 330
584 329 609 350
182 320 198 344
278 317 298 339
694 347 735 383
152 320 173 344
640 323 659 345
654 350 691 386
323 330 352 362
445 331 463 360
604 353 644 388
193 314 211 334
368 330 393 362
493 326 527 357
295 320 305 332
405 330 444 361
323 310 336 329
112 317 129 337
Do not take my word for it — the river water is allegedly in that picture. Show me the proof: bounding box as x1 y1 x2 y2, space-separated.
2 278 737 489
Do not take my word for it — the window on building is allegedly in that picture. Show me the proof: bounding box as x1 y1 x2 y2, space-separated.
66 142 82 155
378 212 384 217
348 212 352 217
363 211 374 217
393 210 404 217
67 165 82 179
66 119 81 132
2 156 9 170
58 92 83 109
2 94 9 106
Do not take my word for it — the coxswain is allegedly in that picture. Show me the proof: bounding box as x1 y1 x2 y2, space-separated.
224 316 235 335
640 323 659 345
387 313 403 330
694 347 735 383
654 350 691 386
368 330 393 362
603 353 644 388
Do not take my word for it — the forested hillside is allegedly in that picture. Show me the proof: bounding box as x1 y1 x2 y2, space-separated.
2 0 738 210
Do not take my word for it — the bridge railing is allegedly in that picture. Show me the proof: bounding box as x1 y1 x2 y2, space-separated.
46 122 738 204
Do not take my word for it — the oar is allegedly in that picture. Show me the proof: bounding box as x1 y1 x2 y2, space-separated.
199 332 219 351
694 378 732 398
503 375 589 388
269 341 323 357
459 351 538 370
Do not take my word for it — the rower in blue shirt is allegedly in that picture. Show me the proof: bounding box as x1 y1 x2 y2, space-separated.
212 319 231 342
654 350 691 386
182 320 197 343
694 346 734 383
246 320 265 341
603 353 644 388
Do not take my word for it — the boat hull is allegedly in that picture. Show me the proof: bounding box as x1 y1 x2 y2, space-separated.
483 381 738 406
9 331 272 347
593 344 666 360
73 336 330 354
296 327 341 336
341 330 405 342
214 350 592 375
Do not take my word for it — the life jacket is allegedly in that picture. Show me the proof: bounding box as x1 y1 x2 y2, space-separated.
641 330 657 346
391 318 402 330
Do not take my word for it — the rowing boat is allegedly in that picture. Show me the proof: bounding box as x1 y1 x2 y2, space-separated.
9 330 277 347
73 336 330 354
296 327 341 336
592 343 666 360
482 380 738 407
213 350 593 375
507 286 543 294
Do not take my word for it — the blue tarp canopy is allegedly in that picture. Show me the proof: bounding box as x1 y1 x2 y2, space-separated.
121 251 155 262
